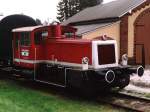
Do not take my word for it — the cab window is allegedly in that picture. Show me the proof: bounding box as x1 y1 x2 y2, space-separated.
34 31 42 45
34 30 48 45
20 32 30 46
15 33 19 48
64 32 74 38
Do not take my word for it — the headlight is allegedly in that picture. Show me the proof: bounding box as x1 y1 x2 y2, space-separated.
121 54 128 66
82 57 89 70
82 57 89 64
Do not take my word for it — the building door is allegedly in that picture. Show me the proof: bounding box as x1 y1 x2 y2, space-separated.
135 8 150 65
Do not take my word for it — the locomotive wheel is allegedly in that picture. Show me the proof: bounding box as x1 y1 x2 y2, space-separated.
118 75 130 89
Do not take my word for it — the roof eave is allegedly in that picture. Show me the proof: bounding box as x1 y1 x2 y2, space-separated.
68 17 120 26
119 0 147 18
78 21 121 35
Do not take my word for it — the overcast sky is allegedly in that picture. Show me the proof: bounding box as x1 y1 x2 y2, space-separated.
0 0 115 22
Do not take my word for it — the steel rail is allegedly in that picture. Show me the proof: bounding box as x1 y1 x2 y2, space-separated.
97 91 150 112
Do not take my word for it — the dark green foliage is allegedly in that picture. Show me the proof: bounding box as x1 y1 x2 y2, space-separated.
57 0 103 22
57 0 65 22
79 0 102 10
35 19 42 25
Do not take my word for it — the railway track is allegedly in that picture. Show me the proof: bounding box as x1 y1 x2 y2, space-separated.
98 91 150 112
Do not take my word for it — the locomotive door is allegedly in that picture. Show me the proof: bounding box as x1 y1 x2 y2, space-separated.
13 33 21 65
33 30 66 87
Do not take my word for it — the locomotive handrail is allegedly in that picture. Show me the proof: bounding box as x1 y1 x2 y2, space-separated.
34 48 37 80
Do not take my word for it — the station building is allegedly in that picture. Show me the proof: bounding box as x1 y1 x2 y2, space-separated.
63 0 150 65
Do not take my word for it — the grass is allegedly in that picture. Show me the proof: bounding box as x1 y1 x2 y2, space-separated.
0 79 127 112
145 93 150 98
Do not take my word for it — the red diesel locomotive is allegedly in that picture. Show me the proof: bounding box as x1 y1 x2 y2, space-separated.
0 23 144 93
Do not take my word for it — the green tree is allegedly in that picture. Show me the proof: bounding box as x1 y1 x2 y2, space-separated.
57 0 103 22
57 0 65 22
35 18 42 25
79 0 103 10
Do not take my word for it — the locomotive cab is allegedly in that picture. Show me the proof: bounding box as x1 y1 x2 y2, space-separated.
14 31 31 66
13 26 41 68
13 25 77 68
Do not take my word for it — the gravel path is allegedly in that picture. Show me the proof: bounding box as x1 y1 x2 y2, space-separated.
125 84 150 94
125 67 150 93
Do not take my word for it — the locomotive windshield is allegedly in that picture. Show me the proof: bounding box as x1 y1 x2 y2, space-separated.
20 32 31 46
34 31 42 45
98 44 116 65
